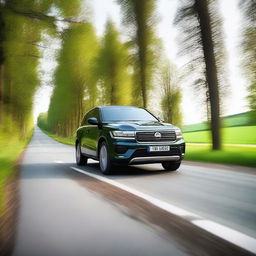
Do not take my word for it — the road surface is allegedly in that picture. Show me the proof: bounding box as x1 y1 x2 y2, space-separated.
12 127 256 256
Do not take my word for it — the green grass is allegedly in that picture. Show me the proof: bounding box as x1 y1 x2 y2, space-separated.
185 144 256 168
183 126 256 144
0 129 33 214
41 128 75 146
183 111 256 133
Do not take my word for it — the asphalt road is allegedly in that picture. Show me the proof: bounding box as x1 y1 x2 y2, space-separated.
12 127 256 256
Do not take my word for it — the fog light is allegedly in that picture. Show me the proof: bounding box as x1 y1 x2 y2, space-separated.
115 145 127 154
180 144 186 153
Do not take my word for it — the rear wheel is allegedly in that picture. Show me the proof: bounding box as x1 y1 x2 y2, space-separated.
99 142 112 175
162 161 180 171
76 142 87 166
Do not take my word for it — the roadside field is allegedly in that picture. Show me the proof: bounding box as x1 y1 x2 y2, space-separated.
183 126 256 145
182 111 256 133
184 144 256 168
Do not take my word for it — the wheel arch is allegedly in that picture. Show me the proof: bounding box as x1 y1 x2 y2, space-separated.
97 137 107 158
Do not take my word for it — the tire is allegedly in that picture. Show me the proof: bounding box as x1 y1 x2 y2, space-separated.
99 141 112 175
76 141 88 166
162 161 181 171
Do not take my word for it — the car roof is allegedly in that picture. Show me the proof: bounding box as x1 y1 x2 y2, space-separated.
98 105 142 109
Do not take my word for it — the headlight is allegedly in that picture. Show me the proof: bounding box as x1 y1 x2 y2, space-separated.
175 128 183 139
111 130 135 138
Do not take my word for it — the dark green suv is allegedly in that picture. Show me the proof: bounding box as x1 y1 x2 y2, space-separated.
75 106 185 174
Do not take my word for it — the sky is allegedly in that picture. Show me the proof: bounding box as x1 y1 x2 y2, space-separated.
33 0 249 125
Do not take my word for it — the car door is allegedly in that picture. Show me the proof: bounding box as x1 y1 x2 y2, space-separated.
87 108 101 157
80 110 92 155
81 108 101 157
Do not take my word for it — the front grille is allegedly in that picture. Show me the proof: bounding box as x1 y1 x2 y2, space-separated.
132 147 181 158
136 131 176 142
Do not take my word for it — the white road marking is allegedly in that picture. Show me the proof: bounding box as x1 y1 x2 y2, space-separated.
70 167 198 217
70 166 256 254
192 220 256 254
54 160 63 163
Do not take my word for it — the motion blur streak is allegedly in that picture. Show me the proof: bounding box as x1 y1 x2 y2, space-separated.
71 166 256 254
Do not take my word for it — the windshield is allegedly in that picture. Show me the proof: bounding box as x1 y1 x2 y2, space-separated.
101 107 158 122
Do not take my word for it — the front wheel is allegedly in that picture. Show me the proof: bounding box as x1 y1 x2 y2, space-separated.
162 161 181 171
99 142 112 175
76 142 88 166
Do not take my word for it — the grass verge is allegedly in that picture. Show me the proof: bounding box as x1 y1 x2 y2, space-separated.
183 126 256 145
0 128 33 255
0 129 33 214
40 128 75 146
185 144 256 168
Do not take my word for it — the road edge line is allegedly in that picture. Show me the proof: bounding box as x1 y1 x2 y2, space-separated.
70 166 256 254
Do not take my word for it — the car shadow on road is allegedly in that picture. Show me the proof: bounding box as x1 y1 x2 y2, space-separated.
76 161 180 179
20 161 180 180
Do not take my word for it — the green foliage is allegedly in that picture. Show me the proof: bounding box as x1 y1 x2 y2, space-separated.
2 8 41 137
240 0 256 123
117 0 158 108
47 22 99 137
37 112 49 131
159 60 182 126
0 0 84 137
97 20 131 105
183 126 256 145
0 125 33 213
185 144 256 168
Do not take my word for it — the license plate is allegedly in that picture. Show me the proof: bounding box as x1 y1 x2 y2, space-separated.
148 146 170 152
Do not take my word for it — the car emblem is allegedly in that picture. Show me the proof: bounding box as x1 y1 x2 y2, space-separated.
154 132 161 138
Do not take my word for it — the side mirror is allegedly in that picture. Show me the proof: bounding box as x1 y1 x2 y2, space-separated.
88 117 99 125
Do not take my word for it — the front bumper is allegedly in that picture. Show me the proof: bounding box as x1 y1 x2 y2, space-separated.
109 138 185 165
129 155 181 164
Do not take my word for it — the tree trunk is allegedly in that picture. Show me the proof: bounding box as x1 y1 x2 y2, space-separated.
0 6 4 125
135 1 148 108
0 64 3 125
195 0 221 150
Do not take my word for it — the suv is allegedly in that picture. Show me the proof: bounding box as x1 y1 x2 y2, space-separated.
75 106 185 174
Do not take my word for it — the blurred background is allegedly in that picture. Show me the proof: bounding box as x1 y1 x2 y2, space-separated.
0 0 255 253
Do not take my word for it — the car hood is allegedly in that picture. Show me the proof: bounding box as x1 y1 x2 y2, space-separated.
103 121 177 131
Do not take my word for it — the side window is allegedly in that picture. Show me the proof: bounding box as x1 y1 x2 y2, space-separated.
93 108 100 122
85 110 94 124
81 108 100 125
81 114 88 126
81 110 92 126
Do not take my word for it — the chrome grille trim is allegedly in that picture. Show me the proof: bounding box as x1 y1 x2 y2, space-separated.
135 130 176 143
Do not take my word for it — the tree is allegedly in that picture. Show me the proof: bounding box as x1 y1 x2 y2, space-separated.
47 22 99 137
0 0 83 137
117 0 158 108
159 60 182 126
175 0 226 150
240 0 256 123
97 20 131 105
